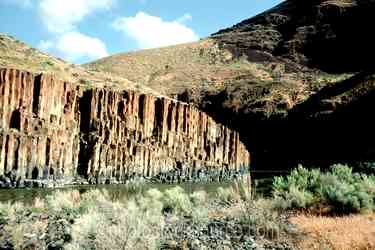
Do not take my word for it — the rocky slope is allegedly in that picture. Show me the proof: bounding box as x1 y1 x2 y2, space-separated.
0 67 249 188
214 0 375 73
87 0 375 169
203 0 375 169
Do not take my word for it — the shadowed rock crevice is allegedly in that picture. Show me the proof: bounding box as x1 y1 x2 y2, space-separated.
45 138 51 167
79 90 92 133
77 90 93 178
31 167 38 180
9 110 20 130
32 74 41 115
138 94 146 124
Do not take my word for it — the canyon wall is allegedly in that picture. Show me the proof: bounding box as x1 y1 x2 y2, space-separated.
0 68 250 188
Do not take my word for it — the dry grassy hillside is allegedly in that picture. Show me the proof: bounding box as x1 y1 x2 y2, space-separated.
86 38 342 118
86 38 273 96
0 33 158 94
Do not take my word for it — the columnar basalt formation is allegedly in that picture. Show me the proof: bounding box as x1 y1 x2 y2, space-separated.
0 68 250 187
0 69 81 188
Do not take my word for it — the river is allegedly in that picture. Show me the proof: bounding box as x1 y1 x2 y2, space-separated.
0 172 280 204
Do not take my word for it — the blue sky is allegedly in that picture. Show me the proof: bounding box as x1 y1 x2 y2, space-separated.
0 0 283 64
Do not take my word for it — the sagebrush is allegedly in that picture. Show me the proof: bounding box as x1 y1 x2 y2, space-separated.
273 164 375 213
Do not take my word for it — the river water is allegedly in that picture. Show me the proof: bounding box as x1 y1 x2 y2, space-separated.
0 172 278 204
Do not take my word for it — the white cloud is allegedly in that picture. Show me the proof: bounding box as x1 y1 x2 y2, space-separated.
112 12 199 49
1 0 33 8
36 0 112 63
176 13 192 23
39 0 114 33
38 31 108 62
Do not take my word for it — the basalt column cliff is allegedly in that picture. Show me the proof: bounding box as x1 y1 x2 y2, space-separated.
0 68 250 188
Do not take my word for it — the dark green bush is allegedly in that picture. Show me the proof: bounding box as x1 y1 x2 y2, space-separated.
272 164 375 213
354 162 375 175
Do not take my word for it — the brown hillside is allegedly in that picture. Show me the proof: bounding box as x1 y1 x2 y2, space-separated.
0 33 158 95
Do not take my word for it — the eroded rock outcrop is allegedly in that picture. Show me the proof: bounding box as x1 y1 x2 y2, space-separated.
0 68 250 187
213 0 375 73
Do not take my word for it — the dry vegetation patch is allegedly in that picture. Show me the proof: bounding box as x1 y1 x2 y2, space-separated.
291 213 375 250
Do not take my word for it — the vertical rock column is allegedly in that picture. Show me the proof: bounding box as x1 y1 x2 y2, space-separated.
0 69 80 187
0 68 250 187
78 87 250 184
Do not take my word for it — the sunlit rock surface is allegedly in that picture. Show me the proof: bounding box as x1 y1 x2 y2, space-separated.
0 68 250 188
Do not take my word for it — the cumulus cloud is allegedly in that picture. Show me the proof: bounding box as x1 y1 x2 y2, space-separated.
38 32 108 62
112 12 199 49
36 0 112 63
39 0 114 33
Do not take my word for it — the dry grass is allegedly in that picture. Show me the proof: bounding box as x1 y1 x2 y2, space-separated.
8 220 48 249
84 35 341 118
85 38 307 98
0 33 159 95
215 175 252 205
291 213 375 250
86 38 240 95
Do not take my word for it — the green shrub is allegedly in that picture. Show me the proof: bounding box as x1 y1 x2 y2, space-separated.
330 164 354 183
160 187 209 223
189 191 209 224
240 198 285 240
0 202 11 224
46 190 82 215
78 189 111 212
136 189 165 224
162 186 192 215
0 187 214 249
41 60 54 69
272 164 375 213
233 176 252 201
67 187 211 249
124 180 146 196
318 173 375 213
361 175 375 194
189 190 207 206
0 202 24 224
215 187 239 204
273 165 321 194
66 190 164 250
273 184 315 210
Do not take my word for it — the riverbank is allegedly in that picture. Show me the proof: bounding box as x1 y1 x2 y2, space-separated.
0 185 298 249
1 165 374 250
1 185 374 250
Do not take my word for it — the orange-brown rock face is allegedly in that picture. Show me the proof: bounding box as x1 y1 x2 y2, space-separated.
0 69 81 187
0 68 250 187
